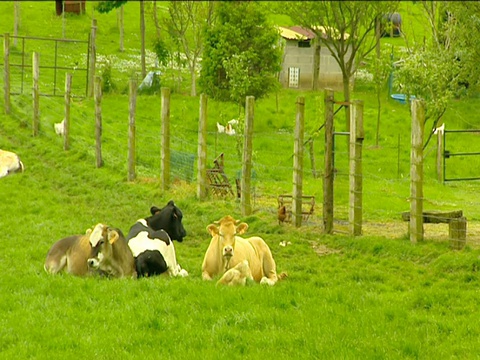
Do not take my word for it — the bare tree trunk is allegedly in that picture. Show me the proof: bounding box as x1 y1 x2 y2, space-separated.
375 15 381 147
152 0 161 39
190 64 197 96
140 0 146 78
343 74 351 133
118 6 124 52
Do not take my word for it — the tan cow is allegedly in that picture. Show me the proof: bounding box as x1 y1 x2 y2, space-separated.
44 223 136 278
0 149 24 178
202 215 282 286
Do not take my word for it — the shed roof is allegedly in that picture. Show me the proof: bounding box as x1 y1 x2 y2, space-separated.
278 25 349 41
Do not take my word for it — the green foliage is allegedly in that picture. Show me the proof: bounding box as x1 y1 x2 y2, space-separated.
152 38 170 67
100 58 117 94
199 1 282 105
95 0 128 14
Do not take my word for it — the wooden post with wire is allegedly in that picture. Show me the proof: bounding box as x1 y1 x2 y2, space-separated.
32 52 40 137
410 99 425 243
161 87 171 190
128 79 137 181
64 73 72 151
323 89 334 234
241 96 255 216
94 76 103 167
349 100 364 236
197 93 208 200
3 33 10 115
88 18 97 97
292 96 305 227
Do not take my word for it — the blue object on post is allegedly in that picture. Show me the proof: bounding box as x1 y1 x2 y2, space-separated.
391 94 416 104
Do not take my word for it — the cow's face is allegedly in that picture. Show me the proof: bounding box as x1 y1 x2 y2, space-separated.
207 216 248 259
87 224 120 272
147 200 187 242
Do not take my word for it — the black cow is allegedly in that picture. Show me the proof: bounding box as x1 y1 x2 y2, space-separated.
127 201 188 278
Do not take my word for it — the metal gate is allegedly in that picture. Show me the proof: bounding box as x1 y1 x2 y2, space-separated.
443 128 480 182
1 34 90 97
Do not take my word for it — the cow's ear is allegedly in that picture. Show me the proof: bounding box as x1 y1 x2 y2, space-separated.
85 228 92 235
150 206 161 215
108 230 119 244
207 224 219 236
237 223 249 235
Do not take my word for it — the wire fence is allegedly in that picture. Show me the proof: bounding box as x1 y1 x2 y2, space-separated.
3 58 480 245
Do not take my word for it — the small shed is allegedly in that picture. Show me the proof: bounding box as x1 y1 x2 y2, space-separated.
278 26 351 91
56 0 86 16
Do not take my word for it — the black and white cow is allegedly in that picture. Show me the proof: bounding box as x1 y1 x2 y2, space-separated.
126 201 188 278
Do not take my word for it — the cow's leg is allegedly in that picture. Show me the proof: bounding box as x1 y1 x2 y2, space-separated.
44 254 67 274
259 244 278 286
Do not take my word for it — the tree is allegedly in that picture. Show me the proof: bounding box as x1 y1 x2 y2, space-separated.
277 1 399 132
394 1 480 149
163 1 215 96
96 0 146 78
199 1 282 105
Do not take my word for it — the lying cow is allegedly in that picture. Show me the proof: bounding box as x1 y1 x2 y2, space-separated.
202 215 283 286
216 259 253 286
44 223 136 278
0 149 24 178
87 225 136 278
127 201 188 278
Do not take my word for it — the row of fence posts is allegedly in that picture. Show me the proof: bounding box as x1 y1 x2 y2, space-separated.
0 32 466 242
2 45 367 233
2 29 365 235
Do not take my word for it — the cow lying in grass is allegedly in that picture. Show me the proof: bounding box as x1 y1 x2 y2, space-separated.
202 215 284 286
0 149 24 178
44 223 136 278
126 201 188 278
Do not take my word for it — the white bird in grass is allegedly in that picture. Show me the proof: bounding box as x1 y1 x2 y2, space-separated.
217 122 225 134
54 118 66 136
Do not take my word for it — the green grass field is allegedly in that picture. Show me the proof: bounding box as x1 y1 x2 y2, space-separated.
2 2 480 359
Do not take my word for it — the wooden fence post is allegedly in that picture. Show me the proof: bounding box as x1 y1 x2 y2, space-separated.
94 76 103 168
88 18 97 97
436 125 444 182
323 89 335 234
128 79 137 181
32 52 40 137
3 33 10 115
197 93 208 200
292 96 305 227
161 87 171 190
309 140 318 179
349 100 364 236
14 2 20 47
241 96 255 216
64 73 72 151
410 99 425 243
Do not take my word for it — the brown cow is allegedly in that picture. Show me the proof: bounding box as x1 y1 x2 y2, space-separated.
202 215 283 286
87 225 136 278
44 223 135 278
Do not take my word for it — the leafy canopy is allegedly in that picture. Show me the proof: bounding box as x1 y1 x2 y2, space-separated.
199 1 282 105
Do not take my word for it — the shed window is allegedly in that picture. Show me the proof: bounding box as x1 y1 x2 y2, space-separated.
298 40 311 48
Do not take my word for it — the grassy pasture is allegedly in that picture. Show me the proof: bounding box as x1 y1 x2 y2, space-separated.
2 2 480 359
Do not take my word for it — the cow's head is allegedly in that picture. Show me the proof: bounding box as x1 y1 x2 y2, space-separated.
87 224 122 273
207 216 248 259
146 200 187 242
